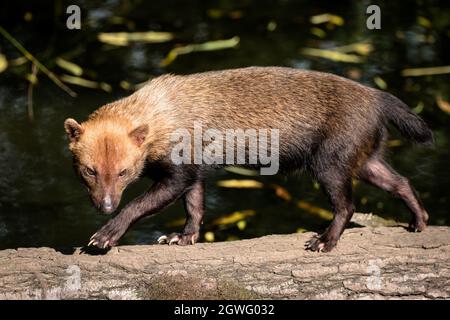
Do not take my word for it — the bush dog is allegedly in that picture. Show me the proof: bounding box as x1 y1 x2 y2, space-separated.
64 67 433 252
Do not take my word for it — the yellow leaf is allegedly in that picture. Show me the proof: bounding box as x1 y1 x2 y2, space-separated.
300 48 364 63
436 95 450 115
387 139 403 147
417 16 432 28
8 56 27 66
24 12 33 22
236 220 247 230
310 13 344 26
297 200 333 220
267 20 277 32
98 31 174 46
412 101 424 114
310 27 326 38
25 73 38 84
373 76 387 90
56 58 83 76
204 231 215 242
224 166 259 176
217 179 263 189
207 9 223 19
0 54 8 73
267 184 292 201
334 42 373 56
402 66 450 77
210 210 256 227
60 74 111 92
161 36 239 67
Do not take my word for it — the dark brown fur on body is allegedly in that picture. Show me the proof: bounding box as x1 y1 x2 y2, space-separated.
64 66 433 252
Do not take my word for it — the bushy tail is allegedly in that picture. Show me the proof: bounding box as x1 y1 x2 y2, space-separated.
382 93 434 145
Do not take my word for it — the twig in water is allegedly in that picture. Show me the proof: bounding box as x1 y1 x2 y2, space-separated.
0 25 77 97
27 63 38 122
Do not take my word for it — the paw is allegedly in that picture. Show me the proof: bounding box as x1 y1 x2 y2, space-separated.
88 220 125 249
157 232 199 246
408 218 427 232
305 234 337 252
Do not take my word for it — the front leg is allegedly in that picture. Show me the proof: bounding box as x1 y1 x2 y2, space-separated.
158 180 204 245
89 172 191 249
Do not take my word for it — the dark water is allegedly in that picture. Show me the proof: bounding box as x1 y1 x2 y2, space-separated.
0 0 449 249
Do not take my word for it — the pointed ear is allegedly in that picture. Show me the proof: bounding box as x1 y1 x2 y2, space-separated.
64 118 84 143
129 124 149 147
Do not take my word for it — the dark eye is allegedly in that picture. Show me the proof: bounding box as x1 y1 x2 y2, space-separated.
85 167 96 176
119 169 127 177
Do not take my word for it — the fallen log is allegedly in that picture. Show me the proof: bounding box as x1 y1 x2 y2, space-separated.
0 220 449 300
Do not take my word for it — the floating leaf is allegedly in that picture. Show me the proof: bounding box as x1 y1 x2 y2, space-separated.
56 57 83 76
209 210 255 227
8 56 27 66
412 101 424 114
204 231 215 242
0 53 7 73
417 16 432 28
267 184 292 201
120 80 132 90
402 66 450 77
217 179 263 189
98 31 174 46
161 36 240 67
436 95 450 115
334 42 373 56
224 166 259 176
24 12 33 22
207 9 223 19
387 139 403 147
60 74 111 92
25 72 38 85
297 200 333 220
236 220 247 230
373 76 387 90
300 48 364 63
120 80 148 91
310 27 326 38
267 20 277 32
310 13 344 26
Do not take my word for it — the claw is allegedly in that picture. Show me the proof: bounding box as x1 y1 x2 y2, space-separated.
169 234 181 245
92 241 98 247
90 233 98 240
103 241 109 248
88 239 95 247
157 235 168 244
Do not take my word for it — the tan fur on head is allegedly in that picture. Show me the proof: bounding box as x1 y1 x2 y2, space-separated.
64 116 149 214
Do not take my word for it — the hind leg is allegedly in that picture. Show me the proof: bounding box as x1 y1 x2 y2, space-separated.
306 168 355 252
358 157 429 231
